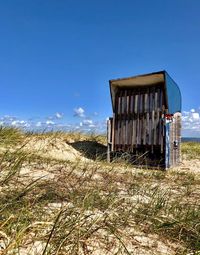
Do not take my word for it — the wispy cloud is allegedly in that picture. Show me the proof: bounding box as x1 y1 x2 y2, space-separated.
55 112 63 119
74 107 85 117
47 112 64 120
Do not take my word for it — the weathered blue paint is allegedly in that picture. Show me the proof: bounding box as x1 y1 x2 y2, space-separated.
165 122 170 168
165 72 181 114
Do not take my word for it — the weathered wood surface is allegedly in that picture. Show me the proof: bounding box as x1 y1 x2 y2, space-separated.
169 112 182 167
107 118 112 162
113 85 164 152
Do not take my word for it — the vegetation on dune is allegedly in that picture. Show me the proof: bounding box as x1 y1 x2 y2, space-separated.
0 126 23 147
0 127 200 254
181 142 200 159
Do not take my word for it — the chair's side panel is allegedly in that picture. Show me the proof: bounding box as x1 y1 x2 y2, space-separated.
169 112 182 167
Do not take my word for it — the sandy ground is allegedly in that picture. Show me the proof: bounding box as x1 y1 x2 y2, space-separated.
1 137 199 255
22 136 90 162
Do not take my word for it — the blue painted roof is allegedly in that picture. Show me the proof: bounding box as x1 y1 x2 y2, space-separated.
164 71 182 114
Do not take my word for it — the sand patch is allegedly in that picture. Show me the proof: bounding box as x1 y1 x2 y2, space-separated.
23 137 90 162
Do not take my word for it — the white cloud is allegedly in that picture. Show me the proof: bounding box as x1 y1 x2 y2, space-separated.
11 120 25 126
23 123 31 128
182 108 200 136
74 107 85 117
36 121 42 127
46 120 55 125
82 119 93 125
11 121 17 126
1 107 197 136
88 124 96 128
1 115 16 122
191 112 200 121
55 112 63 119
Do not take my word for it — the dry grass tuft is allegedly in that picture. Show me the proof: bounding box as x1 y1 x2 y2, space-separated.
0 128 199 254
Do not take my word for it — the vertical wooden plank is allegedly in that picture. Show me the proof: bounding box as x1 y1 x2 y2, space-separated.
107 118 112 162
127 90 132 149
146 88 150 145
136 92 141 146
133 93 138 146
130 93 134 151
131 93 135 150
143 90 148 145
160 90 164 153
151 87 155 149
173 116 176 165
148 89 152 145
116 92 119 150
125 90 128 149
122 90 126 150
115 92 119 149
174 115 177 165
126 90 129 148
165 121 170 169
140 92 144 145
177 113 182 164
111 113 115 151
120 90 124 149
169 120 173 167
118 90 121 150
158 88 162 145
117 92 121 150
154 88 158 145
134 93 138 113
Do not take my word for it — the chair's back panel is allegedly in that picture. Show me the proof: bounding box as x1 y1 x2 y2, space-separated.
113 85 165 152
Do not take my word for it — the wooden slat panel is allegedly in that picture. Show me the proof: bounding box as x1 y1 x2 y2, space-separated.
107 118 112 162
136 92 141 145
130 93 134 151
119 90 123 150
132 93 136 149
127 90 132 148
115 93 119 149
111 113 115 151
141 93 144 145
145 89 150 145
148 89 152 145
136 92 138 146
125 90 128 148
151 88 155 151
143 93 147 145
111 85 172 168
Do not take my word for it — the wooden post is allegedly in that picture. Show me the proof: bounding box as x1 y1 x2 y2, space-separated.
107 118 112 163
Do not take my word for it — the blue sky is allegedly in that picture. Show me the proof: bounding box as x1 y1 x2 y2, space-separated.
0 0 200 136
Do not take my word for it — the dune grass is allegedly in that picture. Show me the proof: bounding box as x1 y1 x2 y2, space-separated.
0 128 199 254
181 141 200 159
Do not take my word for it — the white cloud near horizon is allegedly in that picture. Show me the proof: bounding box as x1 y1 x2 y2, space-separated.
73 107 85 117
46 120 55 125
182 108 200 137
1 107 200 136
